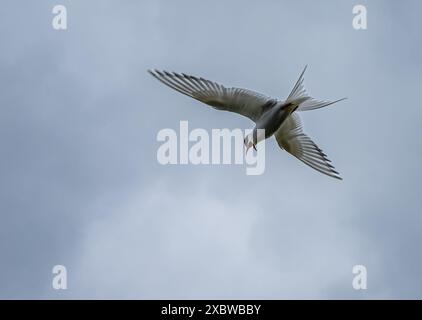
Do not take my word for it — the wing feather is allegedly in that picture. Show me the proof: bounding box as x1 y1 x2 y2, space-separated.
148 69 274 122
274 113 342 180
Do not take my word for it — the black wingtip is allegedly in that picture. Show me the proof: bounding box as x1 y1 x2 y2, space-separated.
147 69 157 76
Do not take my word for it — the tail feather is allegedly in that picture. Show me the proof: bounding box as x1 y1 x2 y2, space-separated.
298 97 347 111
286 65 347 111
286 65 310 105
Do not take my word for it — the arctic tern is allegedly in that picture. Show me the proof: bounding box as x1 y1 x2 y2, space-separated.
148 66 345 179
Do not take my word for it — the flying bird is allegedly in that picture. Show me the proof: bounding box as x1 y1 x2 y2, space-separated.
148 66 346 180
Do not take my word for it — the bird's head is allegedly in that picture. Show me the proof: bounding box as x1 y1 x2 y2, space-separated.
244 134 257 154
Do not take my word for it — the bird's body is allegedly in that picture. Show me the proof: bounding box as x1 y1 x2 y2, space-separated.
148 66 346 179
255 100 296 139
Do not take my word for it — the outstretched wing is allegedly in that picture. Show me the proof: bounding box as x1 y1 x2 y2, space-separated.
274 113 342 180
148 69 274 122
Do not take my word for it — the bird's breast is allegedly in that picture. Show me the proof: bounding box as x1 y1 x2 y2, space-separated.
257 107 289 139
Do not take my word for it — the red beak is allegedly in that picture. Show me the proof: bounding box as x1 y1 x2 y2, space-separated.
246 144 257 154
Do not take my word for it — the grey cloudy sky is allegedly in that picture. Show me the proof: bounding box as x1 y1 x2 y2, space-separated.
0 0 421 299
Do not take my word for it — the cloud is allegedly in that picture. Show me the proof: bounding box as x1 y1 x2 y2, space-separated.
1 0 421 299
61 179 359 299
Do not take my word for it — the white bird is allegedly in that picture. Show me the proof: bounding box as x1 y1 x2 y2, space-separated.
148 66 346 180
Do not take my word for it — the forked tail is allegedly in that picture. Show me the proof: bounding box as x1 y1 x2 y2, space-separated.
285 65 347 111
